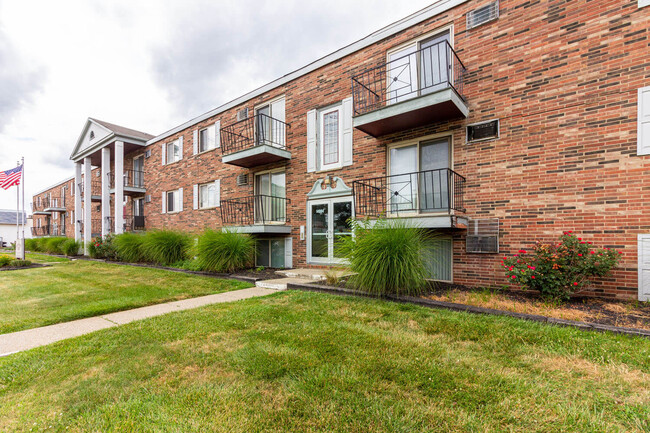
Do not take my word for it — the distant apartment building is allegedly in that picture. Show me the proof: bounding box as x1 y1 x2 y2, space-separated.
34 0 650 300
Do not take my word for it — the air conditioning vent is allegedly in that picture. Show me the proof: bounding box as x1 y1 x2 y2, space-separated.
236 107 249 121
466 218 499 253
144 195 151 203
467 1 499 30
467 119 499 143
145 149 151 159
236 173 249 186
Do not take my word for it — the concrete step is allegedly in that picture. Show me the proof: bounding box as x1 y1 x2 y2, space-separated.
275 268 353 281
255 277 310 291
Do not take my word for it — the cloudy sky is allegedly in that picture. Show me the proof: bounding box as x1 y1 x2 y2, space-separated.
0 0 434 211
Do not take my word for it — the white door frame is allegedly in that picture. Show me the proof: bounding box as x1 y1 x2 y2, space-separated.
638 234 650 302
307 196 354 265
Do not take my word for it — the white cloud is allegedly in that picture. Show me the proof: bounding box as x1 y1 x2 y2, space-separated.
0 0 434 209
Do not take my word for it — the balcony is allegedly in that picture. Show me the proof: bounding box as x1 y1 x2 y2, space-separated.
109 170 145 196
351 41 468 137
107 215 146 232
31 226 50 237
32 199 51 215
44 197 66 212
79 180 102 201
49 225 65 237
221 114 291 168
220 195 291 234
352 168 467 228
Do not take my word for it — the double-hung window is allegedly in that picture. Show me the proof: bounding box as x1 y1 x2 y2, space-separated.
319 106 342 170
166 139 181 164
199 125 216 153
166 189 182 213
199 182 218 209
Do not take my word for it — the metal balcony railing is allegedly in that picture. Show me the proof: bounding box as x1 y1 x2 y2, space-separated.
221 113 289 155
32 198 49 212
78 180 102 197
48 225 65 236
108 170 145 189
220 195 289 225
351 40 466 116
106 215 146 232
31 226 49 237
46 197 65 209
352 168 466 217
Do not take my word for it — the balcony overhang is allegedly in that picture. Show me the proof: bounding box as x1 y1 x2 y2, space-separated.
44 207 66 212
365 214 468 229
222 145 291 168
223 224 292 235
32 210 52 215
353 88 469 137
110 187 146 196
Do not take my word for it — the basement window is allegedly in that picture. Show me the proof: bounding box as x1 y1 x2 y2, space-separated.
256 238 285 268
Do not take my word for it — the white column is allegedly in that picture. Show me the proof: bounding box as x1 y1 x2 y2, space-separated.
101 147 111 237
74 162 82 243
83 157 92 255
114 141 124 234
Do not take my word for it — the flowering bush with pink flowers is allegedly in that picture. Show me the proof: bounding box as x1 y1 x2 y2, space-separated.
501 232 621 301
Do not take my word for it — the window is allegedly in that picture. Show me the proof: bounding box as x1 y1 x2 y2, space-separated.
467 119 499 143
255 98 286 148
166 139 181 164
388 137 451 213
166 189 182 213
319 106 342 169
256 238 286 268
199 125 216 153
199 182 218 208
466 218 499 253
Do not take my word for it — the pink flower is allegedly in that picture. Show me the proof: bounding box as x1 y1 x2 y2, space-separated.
530 266 536 270
590 251 595 254
531 276 536 279
511 275 516 279
573 282 578 286
578 238 582 241
578 253 582 257
518 249 527 254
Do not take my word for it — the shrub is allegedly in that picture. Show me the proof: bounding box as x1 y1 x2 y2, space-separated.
61 239 81 256
24 238 38 252
196 230 254 273
339 218 434 296
501 232 621 301
113 232 144 263
9 259 31 267
0 255 11 267
140 230 191 265
90 234 118 260
44 237 67 254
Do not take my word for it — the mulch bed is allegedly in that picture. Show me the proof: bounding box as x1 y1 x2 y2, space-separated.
0 263 50 272
231 268 284 281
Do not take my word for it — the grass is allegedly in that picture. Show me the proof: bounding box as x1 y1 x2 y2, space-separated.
0 260 251 334
0 291 648 432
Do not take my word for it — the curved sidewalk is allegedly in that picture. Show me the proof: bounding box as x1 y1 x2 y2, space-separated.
0 287 275 357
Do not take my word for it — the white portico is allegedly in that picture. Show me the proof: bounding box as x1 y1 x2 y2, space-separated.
69 118 153 254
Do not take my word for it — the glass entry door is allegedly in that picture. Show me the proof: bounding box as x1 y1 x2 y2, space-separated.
308 197 353 264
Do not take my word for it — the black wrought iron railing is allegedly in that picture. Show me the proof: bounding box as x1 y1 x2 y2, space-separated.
45 197 65 209
108 170 145 189
105 215 145 232
221 113 289 155
32 198 49 212
49 225 64 236
352 168 466 217
351 40 466 116
220 195 289 225
78 180 102 197
31 226 49 237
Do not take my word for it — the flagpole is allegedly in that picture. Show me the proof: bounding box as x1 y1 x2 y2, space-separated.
16 160 19 248
21 157 25 240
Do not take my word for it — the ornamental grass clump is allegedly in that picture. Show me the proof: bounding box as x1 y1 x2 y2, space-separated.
61 239 81 256
24 238 38 252
340 218 433 296
196 229 255 273
502 231 621 302
44 237 67 255
113 233 145 263
140 230 191 266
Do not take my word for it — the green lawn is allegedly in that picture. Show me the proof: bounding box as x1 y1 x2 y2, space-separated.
0 291 648 432
0 260 251 334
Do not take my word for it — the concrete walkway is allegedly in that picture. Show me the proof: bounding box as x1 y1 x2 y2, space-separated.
0 287 275 357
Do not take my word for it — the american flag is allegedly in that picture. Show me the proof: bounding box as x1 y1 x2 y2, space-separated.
0 165 23 190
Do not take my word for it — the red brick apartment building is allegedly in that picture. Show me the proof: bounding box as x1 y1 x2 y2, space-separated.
32 0 650 301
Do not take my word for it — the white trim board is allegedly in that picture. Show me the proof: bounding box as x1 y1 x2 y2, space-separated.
146 0 470 146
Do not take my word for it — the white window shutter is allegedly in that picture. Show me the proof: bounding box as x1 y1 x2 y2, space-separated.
214 179 221 206
178 136 184 159
341 97 353 167
179 188 184 212
307 109 317 172
193 130 199 155
638 86 650 156
284 236 293 269
214 120 221 148
161 143 166 165
193 184 199 209
161 191 166 213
